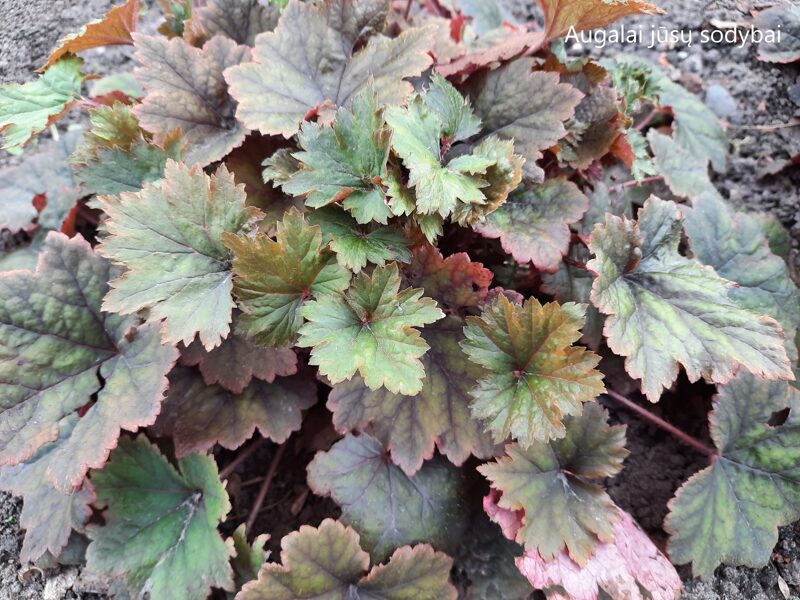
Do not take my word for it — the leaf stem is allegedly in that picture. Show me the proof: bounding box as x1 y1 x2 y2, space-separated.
605 389 716 456
245 440 288 536
608 175 664 193
219 437 266 480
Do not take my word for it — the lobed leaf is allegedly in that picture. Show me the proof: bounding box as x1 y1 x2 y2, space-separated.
0 232 177 491
225 0 434 137
479 402 627 564
223 208 351 347
0 56 84 153
298 263 444 395
98 160 262 350
86 436 234 600
133 33 250 167
307 433 467 562
666 374 800 578
185 0 279 46
461 295 605 446
238 519 457 600
537 0 664 42
229 524 269 589
587 196 793 401
475 178 590 273
754 5 800 64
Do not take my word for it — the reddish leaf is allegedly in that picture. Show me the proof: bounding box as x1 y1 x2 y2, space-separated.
538 0 665 43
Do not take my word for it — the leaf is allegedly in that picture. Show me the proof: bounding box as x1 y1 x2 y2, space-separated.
537 0 664 42
223 208 351 347
230 524 269 589
755 5 800 64
238 519 457 600
274 83 393 225
682 192 800 336
474 178 590 273
132 33 250 167
180 326 298 394
307 434 467 562
298 263 444 395
485 494 681 600
478 402 627 564
665 374 800 578
435 29 546 79
0 232 177 491
0 130 81 233
152 366 316 456
586 195 793 401
308 206 411 273
225 0 434 137
98 160 262 350
186 0 279 46
464 58 583 182
42 0 140 69
86 436 234 600
0 56 84 153
88 72 143 99
647 129 715 198
461 295 605 446
327 317 497 475
70 102 183 195
404 243 493 311
0 418 94 563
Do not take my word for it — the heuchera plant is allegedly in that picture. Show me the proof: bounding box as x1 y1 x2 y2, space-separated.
0 0 798 598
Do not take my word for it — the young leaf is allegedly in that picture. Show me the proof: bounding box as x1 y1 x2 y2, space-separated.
0 418 94 563
308 206 411 273
755 5 800 64
474 178 590 273
485 493 681 600
132 33 249 167
98 160 262 350
464 59 583 181
223 208 351 347
666 374 800 578
180 328 298 394
307 433 467 562
238 519 457 600
461 295 605 446
42 0 140 69
225 0 434 137
537 0 664 42
185 0 279 46
153 367 315 456
0 56 84 153
478 402 627 564
298 263 444 395
327 317 497 475
273 83 393 225
587 196 793 402
229 524 269 588
0 232 177 491
86 436 234 600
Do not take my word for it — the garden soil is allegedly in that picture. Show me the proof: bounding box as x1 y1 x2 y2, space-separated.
0 0 799 598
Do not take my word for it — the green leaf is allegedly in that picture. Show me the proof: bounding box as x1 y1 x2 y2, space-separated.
647 129 715 198
132 34 249 167
225 0 434 137
238 519 457 600
229 524 269 589
0 417 94 563
0 56 84 153
298 263 444 395
86 436 234 600
0 232 177 491
307 434 467 562
307 206 411 273
328 317 497 475
474 178 589 273
665 375 800 578
463 58 583 181
223 208 351 347
153 366 315 456
461 295 605 446
98 160 262 350
586 195 793 401
88 72 143 99
478 402 627 564
274 83 393 225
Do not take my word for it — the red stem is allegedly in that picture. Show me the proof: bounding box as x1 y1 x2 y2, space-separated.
609 175 664 193
245 441 288 536
403 0 413 20
634 108 660 131
605 389 716 456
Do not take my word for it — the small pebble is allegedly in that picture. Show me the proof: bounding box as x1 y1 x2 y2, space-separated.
705 84 738 118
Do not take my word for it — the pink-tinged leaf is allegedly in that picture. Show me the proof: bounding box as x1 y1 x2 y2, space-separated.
537 0 665 43
485 493 681 600
133 33 250 167
754 6 800 64
184 0 279 46
435 29 546 79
